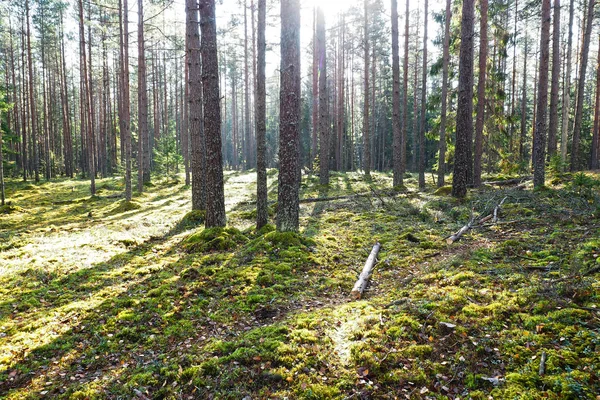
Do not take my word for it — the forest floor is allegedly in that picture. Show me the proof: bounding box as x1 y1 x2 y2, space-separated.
0 169 599 399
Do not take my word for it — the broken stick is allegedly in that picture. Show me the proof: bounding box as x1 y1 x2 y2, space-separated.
447 216 475 245
351 242 381 299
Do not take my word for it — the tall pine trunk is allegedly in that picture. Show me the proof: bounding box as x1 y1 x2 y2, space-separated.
138 0 149 192
391 0 402 187
591 35 600 170
473 0 488 188
570 0 594 171
547 0 561 157
418 0 428 189
363 0 370 178
317 8 329 185
452 0 475 198
187 0 206 210
533 0 551 188
438 0 451 187
200 0 226 227
277 0 301 232
256 0 267 229
561 0 575 166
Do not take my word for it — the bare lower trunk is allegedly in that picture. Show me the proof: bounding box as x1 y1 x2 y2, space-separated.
438 0 450 187
473 0 488 188
256 0 267 229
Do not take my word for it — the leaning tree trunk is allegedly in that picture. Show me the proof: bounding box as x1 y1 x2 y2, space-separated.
452 0 475 198
533 0 551 188
256 0 267 229
438 0 451 187
317 8 329 186
276 0 301 232
200 0 226 227
570 0 595 171
473 0 488 188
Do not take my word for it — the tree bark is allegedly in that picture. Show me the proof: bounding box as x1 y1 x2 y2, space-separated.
311 8 318 168
591 34 600 170
570 0 595 171
561 0 575 166
187 0 207 210
533 0 551 188
438 0 451 187
547 0 561 158
25 0 39 183
120 0 131 200
138 0 149 192
401 0 409 181
256 0 267 229
363 0 370 178
391 0 402 187
244 0 252 170
277 0 301 232
418 0 428 190
79 0 96 195
317 8 329 186
200 0 226 227
473 0 488 188
452 0 475 198
520 31 528 162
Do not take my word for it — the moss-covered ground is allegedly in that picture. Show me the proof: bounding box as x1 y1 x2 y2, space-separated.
0 170 599 399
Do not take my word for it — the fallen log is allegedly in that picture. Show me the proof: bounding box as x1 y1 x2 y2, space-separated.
482 176 532 186
351 242 381 299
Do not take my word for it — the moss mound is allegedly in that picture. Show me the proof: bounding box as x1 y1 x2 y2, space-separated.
183 227 248 253
264 231 316 249
433 185 453 196
0 204 25 214
112 200 142 213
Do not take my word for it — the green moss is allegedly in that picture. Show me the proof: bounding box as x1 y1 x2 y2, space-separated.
112 200 142 213
433 185 452 196
0 204 25 214
183 227 248 253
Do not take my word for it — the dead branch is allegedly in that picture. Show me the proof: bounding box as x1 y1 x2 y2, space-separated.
351 242 381 299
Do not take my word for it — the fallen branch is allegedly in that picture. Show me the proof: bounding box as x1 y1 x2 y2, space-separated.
493 196 508 223
351 242 381 299
538 352 547 376
482 176 532 186
447 216 475 244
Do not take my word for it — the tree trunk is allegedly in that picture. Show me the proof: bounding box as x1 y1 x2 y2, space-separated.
183 34 191 185
200 0 226 227
391 0 402 187
337 14 345 173
570 0 594 171
363 0 370 178
138 0 149 192
256 0 267 229
25 0 39 183
520 31 528 162
418 0 428 189
591 34 600 170
561 0 575 167
317 8 329 186
473 0 488 188
277 0 301 232
187 0 207 210
452 0 475 198
438 0 451 187
533 0 551 188
401 0 409 181
547 0 561 158
79 0 96 195
244 0 252 170
119 0 131 200
0 110 4 206
311 7 318 168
